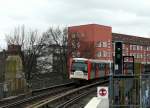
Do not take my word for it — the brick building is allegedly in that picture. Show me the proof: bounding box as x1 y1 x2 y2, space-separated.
68 24 150 65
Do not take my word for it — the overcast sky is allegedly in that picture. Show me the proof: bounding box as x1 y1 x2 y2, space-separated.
0 0 150 49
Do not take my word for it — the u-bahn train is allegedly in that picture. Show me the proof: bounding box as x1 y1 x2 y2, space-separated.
69 58 150 80
69 58 111 80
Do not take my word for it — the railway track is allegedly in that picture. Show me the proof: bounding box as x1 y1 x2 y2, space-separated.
0 82 75 108
29 80 109 108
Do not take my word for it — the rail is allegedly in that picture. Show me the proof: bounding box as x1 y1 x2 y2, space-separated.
0 82 75 108
30 80 109 108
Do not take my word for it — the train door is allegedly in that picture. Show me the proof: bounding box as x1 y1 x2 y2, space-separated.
98 63 105 78
105 63 109 76
95 63 99 78
90 63 96 79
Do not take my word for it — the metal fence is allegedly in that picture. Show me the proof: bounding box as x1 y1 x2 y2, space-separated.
0 72 71 100
141 74 150 108
109 74 150 108
0 78 27 99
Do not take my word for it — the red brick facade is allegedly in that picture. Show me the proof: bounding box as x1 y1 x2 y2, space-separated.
68 24 150 64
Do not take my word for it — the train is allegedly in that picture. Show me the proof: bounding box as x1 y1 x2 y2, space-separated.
69 57 150 80
69 58 111 80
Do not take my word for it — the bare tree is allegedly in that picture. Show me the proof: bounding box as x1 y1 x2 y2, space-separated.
43 27 68 78
67 32 80 58
67 32 95 58
5 26 78 85
5 26 51 85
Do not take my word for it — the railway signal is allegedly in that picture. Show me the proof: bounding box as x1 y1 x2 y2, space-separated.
115 41 123 75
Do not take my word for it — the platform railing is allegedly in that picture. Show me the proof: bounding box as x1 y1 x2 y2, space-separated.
109 74 150 108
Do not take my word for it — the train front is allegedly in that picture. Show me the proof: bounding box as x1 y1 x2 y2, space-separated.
69 58 89 80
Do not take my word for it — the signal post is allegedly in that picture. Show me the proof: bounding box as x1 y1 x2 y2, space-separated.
110 41 137 107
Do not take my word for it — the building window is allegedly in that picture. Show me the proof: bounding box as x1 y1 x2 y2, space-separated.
137 45 139 50
137 54 140 58
96 51 102 57
134 54 137 58
136 54 138 58
130 45 132 50
130 53 132 56
143 54 146 59
147 47 150 51
143 46 147 50
132 53 135 58
107 41 111 46
148 54 150 59
141 54 142 58
103 42 107 47
133 45 137 50
123 44 125 49
102 51 107 57
96 41 102 47
140 46 143 50
71 33 76 38
107 51 111 57
96 41 107 48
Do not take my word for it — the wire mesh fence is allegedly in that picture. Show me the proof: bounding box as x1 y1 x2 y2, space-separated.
141 74 150 108
0 78 27 99
110 74 150 108
0 74 71 100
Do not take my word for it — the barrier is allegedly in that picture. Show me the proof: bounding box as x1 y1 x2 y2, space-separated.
109 74 150 108
0 78 27 99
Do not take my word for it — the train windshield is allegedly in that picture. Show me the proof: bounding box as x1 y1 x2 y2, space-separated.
71 62 88 72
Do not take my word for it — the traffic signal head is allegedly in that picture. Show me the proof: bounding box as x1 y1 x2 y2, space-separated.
115 42 122 64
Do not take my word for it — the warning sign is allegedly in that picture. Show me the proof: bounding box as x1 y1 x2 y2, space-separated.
97 87 108 99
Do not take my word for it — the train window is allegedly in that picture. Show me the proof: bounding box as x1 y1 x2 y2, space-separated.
98 64 101 70
71 62 88 72
110 63 113 70
98 63 105 70
91 63 96 72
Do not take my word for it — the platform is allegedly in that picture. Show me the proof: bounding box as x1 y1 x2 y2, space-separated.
84 97 109 108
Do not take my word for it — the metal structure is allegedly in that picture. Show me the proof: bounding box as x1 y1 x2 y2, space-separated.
110 74 150 108
109 41 150 107
114 41 123 75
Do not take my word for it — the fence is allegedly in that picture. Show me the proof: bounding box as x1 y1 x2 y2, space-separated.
0 73 71 100
141 74 150 108
0 78 27 99
109 74 150 108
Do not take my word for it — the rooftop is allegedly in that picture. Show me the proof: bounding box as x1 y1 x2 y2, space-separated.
112 33 150 46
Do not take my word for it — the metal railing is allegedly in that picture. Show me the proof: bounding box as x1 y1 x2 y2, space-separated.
109 74 150 108
0 78 27 99
0 77 72 100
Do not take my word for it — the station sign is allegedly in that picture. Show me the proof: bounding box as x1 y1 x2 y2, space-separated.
97 87 108 99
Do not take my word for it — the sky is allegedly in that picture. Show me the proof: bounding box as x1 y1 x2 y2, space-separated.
0 0 150 49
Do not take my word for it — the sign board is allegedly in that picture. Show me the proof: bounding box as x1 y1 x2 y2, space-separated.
97 87 108 99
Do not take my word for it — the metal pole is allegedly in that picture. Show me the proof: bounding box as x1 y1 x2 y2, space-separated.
140 74 142 108
109 60 113 105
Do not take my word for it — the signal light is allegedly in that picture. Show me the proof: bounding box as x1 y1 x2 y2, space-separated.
115 42 122 64
115 41 123 75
